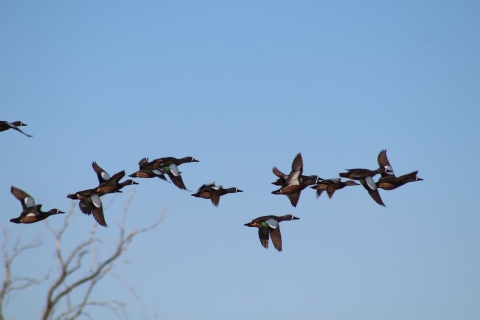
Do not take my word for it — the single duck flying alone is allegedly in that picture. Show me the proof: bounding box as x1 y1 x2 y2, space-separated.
244 214 299 252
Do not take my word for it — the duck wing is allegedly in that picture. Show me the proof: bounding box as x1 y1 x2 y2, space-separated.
209 188 221 207
258 228 270 249
92 162 111 184
11 186 35 210
377 150 394 177
169 174 187 190
360 177 385 206
286 153 303 185
272 166 287 178
89 194 107 226
79 200 92 215
102 170 125 186
287 192 301 207
269 227 282 252
11 125 32 137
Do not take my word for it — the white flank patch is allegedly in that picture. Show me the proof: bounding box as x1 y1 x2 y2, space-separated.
26 213 36 217
24 197 35 208
101 172 110 180
265 219 279 229
365 176 377 190
91 194 102 208
169 164 180 176
212 185 222 190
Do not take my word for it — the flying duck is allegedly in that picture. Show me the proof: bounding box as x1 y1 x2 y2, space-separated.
244 214 299 252
191 182 243 206
10 186 63 224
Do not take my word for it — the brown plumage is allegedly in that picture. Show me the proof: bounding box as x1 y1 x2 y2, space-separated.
191 182 243 207
376 171 423 190
311 178 359 198
244 215 299 252
10 186 63 224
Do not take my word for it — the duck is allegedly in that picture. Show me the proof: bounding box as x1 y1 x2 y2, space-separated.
94 170 138 194
0 121 32 137
91 162 138 194
244 214 299 252
10 186 63 224
339 150 392 206
311 178 359 199
67 189 106 227
271 167 320 187
151 156 199 190
376 171 423 190
271 153 320 207
129 158 168 181
191 182 243 206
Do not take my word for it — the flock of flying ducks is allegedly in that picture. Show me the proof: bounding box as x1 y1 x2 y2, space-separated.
4 120 423 252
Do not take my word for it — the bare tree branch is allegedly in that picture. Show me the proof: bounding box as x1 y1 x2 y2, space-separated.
0 192 168 320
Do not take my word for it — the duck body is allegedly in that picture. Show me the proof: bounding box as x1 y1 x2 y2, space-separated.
151 156 199 190
0 121 32 137
191 182 243 206
271 153 320 207
67 189 106 227
376 171 423 190
10 186 63 224
244 214 299 252
95 170 138 194
311 178 359 198
129 158 168 181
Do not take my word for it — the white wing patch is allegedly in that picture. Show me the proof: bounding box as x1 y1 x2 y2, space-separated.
152 169 162 175
365 176 377 190
24 197 35 208
385 166 394 176
101 172 111 180
265 219 279 229
91 194 102 208
169 164 180 176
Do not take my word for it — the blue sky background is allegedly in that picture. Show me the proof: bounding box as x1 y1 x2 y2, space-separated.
1 1 479 319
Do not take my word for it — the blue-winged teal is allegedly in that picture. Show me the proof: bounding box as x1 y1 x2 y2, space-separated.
376 171 423 190
244 214 299 252
339 150 392 206
91 163 138 194
10 186 63 224
129 158 168 181
67 189 106 227
191 182 243 207
271 153 320 207
151 156 199 190
311 178 359 198
94 170 138 194
0 121 32 137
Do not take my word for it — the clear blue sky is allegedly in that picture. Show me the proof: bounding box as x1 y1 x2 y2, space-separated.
1 1 479 319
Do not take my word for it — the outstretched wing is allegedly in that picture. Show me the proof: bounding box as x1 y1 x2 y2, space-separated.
11 186 35 210
269 227 282 252
258 228 269 249
92 162 111 184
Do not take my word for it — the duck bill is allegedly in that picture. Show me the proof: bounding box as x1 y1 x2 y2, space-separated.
244 222 255 227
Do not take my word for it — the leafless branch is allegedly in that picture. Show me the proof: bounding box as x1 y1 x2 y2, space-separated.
0 192 168 320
